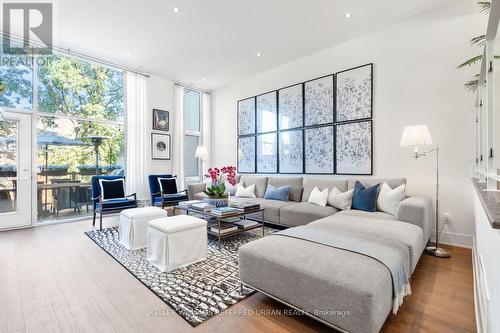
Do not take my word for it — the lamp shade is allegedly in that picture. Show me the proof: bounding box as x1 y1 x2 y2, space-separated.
195 146 208 158
400 125 433 147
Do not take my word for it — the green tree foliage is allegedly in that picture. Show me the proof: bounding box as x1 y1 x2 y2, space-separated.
37 55 125 170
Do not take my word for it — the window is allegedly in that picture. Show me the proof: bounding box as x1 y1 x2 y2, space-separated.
183 89 201 182
35 55 125 221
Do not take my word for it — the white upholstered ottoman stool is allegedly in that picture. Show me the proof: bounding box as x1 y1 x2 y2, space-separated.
119 207 169 250
146 215 207 272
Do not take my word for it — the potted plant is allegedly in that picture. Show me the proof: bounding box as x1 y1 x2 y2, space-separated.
0 164 16 177
77 164 102 175
203 166 236 207
39 164 69 176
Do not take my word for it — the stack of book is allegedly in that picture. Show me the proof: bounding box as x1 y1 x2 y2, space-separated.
211 207 239 216
233 219 260 229
210 223 238 235
229 201 261 212
178 200 203 208
191 202 216 212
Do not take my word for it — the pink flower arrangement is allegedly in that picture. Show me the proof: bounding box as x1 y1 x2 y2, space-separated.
203 166 236 199
204 166 236 186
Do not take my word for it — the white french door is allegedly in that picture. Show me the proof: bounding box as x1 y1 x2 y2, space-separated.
0 111 32 229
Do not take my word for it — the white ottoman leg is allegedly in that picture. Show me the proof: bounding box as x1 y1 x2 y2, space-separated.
147 227 168 272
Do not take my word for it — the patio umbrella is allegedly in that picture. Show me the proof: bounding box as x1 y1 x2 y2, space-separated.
5 131 90 210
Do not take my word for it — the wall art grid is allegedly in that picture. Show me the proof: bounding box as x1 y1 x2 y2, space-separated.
237 63 373 175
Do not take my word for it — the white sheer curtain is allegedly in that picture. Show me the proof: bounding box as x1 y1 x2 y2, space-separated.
172 84 185 189
202 92 211 173
126 72 150 199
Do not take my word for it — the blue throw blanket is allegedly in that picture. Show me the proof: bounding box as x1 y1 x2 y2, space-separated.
273 226 412 314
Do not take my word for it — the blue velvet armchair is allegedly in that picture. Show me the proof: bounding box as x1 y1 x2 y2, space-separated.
91 175 137 230
148 174 188 208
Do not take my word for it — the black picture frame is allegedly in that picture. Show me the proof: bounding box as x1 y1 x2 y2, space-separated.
256 132 278 174
237 136 256 174
304 125 335 174
304 74 335 127
278 83 304 130
335 63 373 123
151 133 171 160
235 63 374 176
256 90 278 134
152 109 170 131
237 97 256 136
335 120 373 175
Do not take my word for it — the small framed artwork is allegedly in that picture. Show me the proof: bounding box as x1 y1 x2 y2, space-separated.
336 63 373 122
151 133 171 160
153 109 169 131
305 126 334 174
279 129 303 173
237 136 256 173
304 75 334 126
256 133 278 173
256 91 277 133
278 83 303 130
237 97 256 136
335 120 372 175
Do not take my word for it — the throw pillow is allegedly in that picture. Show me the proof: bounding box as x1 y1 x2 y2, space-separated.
308 186 329 207
99 178 126 201
158 177 177 194
327 187 354 210
377 182 406 215
351 181 380 212
224 181 239 196
264 184 291 201
234 184 256 198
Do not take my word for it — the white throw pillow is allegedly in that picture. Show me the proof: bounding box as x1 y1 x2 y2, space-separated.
234 184 256 198
224 182 239 196
328 187 354 210
377 183 406 215
308 186 329 207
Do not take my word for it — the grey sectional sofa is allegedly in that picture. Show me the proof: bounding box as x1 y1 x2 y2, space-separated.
189 175 433 333
188 175 433 242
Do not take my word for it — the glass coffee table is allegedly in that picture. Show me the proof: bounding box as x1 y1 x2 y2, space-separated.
172 205 265 250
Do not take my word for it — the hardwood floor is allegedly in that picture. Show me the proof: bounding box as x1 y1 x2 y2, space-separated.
0 218 476 333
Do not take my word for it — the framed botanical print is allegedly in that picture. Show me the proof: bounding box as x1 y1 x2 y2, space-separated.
153 109 169 131
335 120 372 175
237 98 256 136
237 136 256 173
279 129 303 173
256 91 277 133
336 64 373 122
256 133 277 173
151 133 171 160
305 126 334 174
278 84 303 130
304 75 334 126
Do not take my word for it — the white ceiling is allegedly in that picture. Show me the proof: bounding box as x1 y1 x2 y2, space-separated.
55 0 451 90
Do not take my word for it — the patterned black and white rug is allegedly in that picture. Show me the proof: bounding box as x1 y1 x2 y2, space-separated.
85 226 275 327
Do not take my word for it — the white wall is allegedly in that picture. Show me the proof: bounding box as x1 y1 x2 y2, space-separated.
147 75 174 175
211 1 486 247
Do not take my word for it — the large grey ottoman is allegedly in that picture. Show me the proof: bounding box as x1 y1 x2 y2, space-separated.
238 217 424 333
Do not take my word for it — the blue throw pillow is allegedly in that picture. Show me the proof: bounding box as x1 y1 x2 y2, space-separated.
351 181 380 212
264 184 291 201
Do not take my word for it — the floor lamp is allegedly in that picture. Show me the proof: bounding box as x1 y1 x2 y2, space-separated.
400 125 451 258
195 146 208 182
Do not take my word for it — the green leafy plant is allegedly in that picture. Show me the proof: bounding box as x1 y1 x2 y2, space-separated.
203 182 227 199
202 166 236 199
458 1 494 92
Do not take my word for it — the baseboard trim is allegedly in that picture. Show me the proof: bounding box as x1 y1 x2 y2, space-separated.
431 231 473 248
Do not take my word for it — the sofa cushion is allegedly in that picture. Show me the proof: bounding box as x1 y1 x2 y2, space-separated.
334 209 395 221
264 184 291 201
348 177 406 190
235 184 256 198
301 178 348 202
230 197 294 223
352 181 380 212
239 175 268 198
268 177 303 202
279 202 338 227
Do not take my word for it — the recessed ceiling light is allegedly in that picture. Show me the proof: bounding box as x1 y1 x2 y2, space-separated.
256 52 262 57
344 12 351 19
173 7 180 13
202 77 207 81
126 52 132 56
